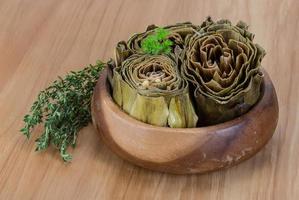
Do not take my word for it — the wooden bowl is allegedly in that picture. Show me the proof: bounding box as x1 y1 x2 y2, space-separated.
91 68 279 174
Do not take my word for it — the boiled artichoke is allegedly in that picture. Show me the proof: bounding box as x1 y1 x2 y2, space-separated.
182 18 265 125
110 43 198 128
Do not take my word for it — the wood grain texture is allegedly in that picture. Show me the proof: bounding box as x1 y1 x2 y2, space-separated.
92 69 278 174
0 0 298 199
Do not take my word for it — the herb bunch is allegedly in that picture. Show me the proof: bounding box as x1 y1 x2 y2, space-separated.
141 28 173 55
20 61 105 161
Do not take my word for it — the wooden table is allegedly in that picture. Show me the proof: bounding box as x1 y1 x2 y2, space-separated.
0 0 298 199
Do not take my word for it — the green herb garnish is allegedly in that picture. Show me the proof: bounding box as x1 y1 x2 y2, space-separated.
141 28 173 55
20 61 105 162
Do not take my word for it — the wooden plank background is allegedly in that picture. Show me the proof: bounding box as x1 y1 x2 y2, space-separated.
0 0 298 199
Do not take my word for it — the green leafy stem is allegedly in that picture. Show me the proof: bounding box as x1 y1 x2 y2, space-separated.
20 61 105 162
141 28 173 55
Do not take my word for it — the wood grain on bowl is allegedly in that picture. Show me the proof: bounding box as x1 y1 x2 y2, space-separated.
91 68 279 174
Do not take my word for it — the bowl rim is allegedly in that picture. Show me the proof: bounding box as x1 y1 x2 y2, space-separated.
95 68 273 132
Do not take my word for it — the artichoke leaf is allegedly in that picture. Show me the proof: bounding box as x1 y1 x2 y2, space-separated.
112 72 123 107
130 94 169 127
168 93 198 128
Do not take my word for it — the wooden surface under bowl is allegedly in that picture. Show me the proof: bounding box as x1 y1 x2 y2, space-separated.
91 68 279 174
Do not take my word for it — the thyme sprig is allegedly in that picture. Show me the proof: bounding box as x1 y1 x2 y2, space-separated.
20 61 105 162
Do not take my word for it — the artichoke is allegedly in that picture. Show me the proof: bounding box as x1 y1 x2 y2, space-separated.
110 44 198 128
182 18 266 125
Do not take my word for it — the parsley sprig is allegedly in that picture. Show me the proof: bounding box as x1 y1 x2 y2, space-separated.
20 61 105 162
141 28 173 55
